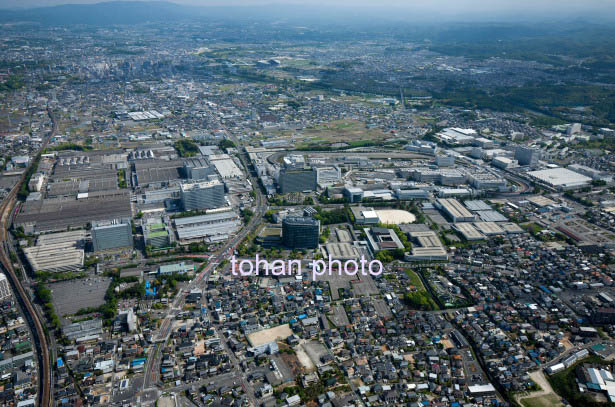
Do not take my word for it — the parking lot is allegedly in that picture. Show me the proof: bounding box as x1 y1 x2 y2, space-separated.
51 276 112 316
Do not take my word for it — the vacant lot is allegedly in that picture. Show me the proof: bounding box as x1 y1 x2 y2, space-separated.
303 341 329 368
330 304 350 327
519 371 564 407
247 324 293 347
270 119 391 149
295 346 315 372
521 394 563 407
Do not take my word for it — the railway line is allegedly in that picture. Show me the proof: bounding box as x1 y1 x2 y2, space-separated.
0 109 56 407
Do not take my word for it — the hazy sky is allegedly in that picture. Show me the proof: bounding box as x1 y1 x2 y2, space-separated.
3 0 615 20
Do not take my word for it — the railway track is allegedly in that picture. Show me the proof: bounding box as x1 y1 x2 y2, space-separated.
0 109 56 407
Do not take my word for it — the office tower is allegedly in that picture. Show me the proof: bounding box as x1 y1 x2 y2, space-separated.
282 217 320 249
279 168 317 193
514 147 540 167
144 223 171 249
180 180 225 211
91 219 133 252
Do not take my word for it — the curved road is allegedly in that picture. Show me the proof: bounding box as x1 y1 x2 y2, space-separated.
0 109 55 407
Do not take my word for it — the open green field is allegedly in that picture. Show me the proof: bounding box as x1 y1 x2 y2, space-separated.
268 119 391 149
403 269 439 311
404 270 425 291
521 394 563 407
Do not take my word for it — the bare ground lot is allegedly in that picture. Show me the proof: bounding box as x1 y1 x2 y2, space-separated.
303 341 329 368
247 324 293 347
309 270 378 300
517 371 564 407
330 304 350 327
375 209 416 225
295 345 315 372
372 299 393 319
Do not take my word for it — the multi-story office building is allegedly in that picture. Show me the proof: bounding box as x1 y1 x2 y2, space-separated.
180 180 225 211
91 219 133 252
282 217 320 249
514 147 540 167
279 168 317 193
0 273 11 301
144 223 171 249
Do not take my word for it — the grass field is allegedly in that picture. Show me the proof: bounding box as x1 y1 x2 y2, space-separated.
402 269 439 311
404 270 424 290
268 119 391 149
521 394 563 407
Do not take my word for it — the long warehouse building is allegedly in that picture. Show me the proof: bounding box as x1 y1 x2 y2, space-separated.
23 230 85 273
405 230 449 261
435 198 476 222
15 190 131 234
174 210 241 243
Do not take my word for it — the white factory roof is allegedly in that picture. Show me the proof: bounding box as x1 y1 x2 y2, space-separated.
464 200 492 211
127 110 164 121
500 223 525 234
454 223 485 240
174 210 238 226
212 158 242 179
362 210 379 219
474 222 505 235
437 198 475 221
476 210 508 222
174 211 241 240
468 384 496 394
179 179 222 191
528 167 591 188
36 230 86 245
407 246 449 261
23 242 84 273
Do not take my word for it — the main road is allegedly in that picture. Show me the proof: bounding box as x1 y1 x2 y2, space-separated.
142 132 267 401
0 109 55 407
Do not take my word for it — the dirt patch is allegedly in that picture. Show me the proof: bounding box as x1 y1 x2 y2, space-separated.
157 396 176 407
247 324 293 347
375 209 416 225
440 338 454 349
560 337 574 351
404 354 415 363
280 352 303 379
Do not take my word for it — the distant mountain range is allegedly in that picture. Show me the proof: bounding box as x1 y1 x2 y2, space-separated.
1 1 614 27
0 1 207 25
0 1 338 25
0 1 395 26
